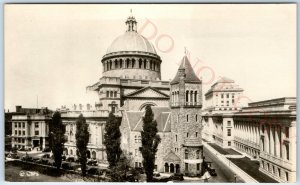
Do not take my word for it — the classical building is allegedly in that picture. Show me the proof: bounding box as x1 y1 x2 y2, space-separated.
202 77 243 147
201 78 296 183
10 107 52 151
233 97 296 183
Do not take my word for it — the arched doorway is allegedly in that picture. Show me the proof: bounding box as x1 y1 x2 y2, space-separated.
175 164 180 173
63 148 68 155
92 151 96 160
170 163 175 173
87 150 91 159
165 163 169 173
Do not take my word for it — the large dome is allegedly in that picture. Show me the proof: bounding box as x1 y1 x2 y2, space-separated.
106 31 157 55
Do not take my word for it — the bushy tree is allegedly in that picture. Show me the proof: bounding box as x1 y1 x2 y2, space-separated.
140 105 161 182
104 112 122 168
49 111 66 170
75 114 89 176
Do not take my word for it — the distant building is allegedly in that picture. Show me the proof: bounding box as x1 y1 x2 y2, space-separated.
10 106 52 151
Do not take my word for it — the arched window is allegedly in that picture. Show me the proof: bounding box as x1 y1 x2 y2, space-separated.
196 114 198 122
106 91 109 97
126 59 130 68
139 59 142 69
70 149 73 155
190 91 194 105
196 150 200 159
132 58 135 68
150 61 153 70
194 91 198 104
114 91 117 97
114 60 118 69
120 59 123 68
110 91 113 97
186 90 189 104
144 60 147 69
109 61 112 70
186 115 189 122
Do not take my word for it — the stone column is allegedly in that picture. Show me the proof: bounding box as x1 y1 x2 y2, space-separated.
42 137 45 150
275 126 280 157
99 123 102 145
270 125 274 155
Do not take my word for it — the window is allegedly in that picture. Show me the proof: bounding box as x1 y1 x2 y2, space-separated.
15 130 17 135
227 129 231 136
226 94 229 98
185 150 188 159
196 150 200 159
22 139 25 143
195 115 198 122
227 121 231 126
186 115 189 122
262 125 265 133
221 94 224 98
110 91 113 97
185 163 188 171
22 122 25 127
228 141 231 146
285 172 289 181
114 91 117 97
186 133 189 138
267 163 270 171
232 99 235 103
35 130 39 136
19 130 21 135
196 132 198 137
106 91 109 97
18 122 21 127
23 131 25 135
286 144 289 160
272 166 275 174
35 123 39 128
197 163 200 170
175 135 177 142
278 168 281 177
14 123 17 128
285 127 289 138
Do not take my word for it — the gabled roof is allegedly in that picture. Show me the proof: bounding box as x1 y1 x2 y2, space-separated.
163 151 181 162
171 56 201 84
125 86 169 98
124 107 171 132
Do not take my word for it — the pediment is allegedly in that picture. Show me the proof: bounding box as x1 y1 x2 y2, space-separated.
125 86 169 98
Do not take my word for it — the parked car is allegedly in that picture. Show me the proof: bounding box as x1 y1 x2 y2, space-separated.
7 153 20 159
87 159 98 166
153 176 170 182
208 168 217 176
169 173 184 181
66 157 75 162
153 171 160 177
87 167 102 175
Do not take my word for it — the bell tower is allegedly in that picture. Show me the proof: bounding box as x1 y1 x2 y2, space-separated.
170 52 204 176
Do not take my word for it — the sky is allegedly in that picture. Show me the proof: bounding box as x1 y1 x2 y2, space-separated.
4 4 296 111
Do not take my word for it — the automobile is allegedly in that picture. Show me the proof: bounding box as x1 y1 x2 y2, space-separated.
7 153 20 159
66 157 75 162
87 159 98 166
87 167 102 176
208 168 217 176
153 171 160 177
153 176 170 182
134 167 144 174
169 173 184 181
21 155 33 162
42 154 51 159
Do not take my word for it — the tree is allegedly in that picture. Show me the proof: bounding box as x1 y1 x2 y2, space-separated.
75 114 89 176
140 105 161 182
49 111 66 170
104 112 122 169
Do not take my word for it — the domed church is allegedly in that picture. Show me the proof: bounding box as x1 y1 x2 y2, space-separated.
65 13 204 176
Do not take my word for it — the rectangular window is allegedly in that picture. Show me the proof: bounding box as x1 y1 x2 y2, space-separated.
227 121 231 126
135 162 138 167
197 163 200 170
226 94 229 98
227 129 231 136
35 123 39 128
185 163 188 171
139 162 142 167
221 94 224 98
286 144 289 160
22 139 25 143
278 168 281 177
272 166 275 174
19 130 21 135
18 122 21 127
228 141 231 146
15 123 17 128
186 115 189 122
22 122 25 128
106 91 109 97
186 133 189 138
35 130 39 136
23 131 25 135
196 132 198 137
175 135 177 142
15 130 17 135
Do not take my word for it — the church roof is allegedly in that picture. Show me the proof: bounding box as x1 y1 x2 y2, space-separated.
163 151 181 162
171 56 201 84
125 86 169 99
124 107 171 132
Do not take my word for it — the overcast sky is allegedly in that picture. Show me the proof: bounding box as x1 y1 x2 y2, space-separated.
5 4 296 111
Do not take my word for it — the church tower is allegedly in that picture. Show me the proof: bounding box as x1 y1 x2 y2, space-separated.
170 54 203 176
